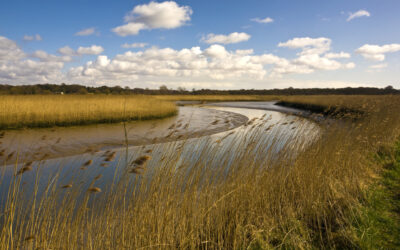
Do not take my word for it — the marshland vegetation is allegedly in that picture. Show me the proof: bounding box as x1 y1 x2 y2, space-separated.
0 95 177 129
0 95 399 249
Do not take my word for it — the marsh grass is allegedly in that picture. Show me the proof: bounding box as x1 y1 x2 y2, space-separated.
0 95 399 249
0 95 177 129
351 140 400 249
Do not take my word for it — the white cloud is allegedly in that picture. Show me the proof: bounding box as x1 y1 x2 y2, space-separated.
235 49 254 55
58 46 76 56
356 43 400 61
77 45 104 55
157 81 235 89
0 36 25 62
23 34 42 41
202 32 251 44
112 1 192 36
112 23 147 36
369 63 387 69
0 36 64 83
75 27 97 36
280 79 374 89
121 42 148 48
276 37 354 75
294 54 343 71
0 35 357 88
203 44 229 58
251 17 274 24
57 45 104 56
347 10 370 21
67 45 268 83
278 37 331 55
325 52 351 59
31 50 72 62
67 39 355 85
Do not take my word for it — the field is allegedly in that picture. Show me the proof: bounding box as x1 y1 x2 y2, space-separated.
0 95 177 129
0 95 399 249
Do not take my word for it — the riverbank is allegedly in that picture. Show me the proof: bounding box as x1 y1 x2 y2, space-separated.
0 106 248 163
272 96 400 248
0 95 177 129
352 139 400 248
1 96 399 249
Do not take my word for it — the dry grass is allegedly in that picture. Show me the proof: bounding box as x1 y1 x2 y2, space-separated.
0 95 400 249
0 95 177 129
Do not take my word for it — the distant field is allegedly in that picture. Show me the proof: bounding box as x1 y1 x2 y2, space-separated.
0 95 177 129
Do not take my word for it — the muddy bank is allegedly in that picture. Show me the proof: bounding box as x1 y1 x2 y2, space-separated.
0 106 320 203
0 106 248 163
205 101 306 115
205 101 333 123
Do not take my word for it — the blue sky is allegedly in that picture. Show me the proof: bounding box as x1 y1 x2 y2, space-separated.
0 0 399 89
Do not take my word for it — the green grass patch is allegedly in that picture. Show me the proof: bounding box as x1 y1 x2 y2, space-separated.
353 140 400 249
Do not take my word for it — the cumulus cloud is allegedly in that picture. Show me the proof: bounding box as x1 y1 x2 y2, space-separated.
121 42 148 48
0 36 64 83
67 39 355 85
369 63 387 69
0 36 25 62
203 44 229 58
0 35 356 88
276 37 355 75
112 1 192 36
58 46 76 56
67 45 267 83
23 34 42 41
57 45 104 56
77 45 104 55
112 23 147 36
235 49 254 55
251 17 274 23
31 50 72 62
356 43 400 61
325 52 351 59
347 10 370 21
202 32 251 44
75 27 97 36
278 37 331 55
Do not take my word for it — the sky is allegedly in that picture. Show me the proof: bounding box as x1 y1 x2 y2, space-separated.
0 0 399 90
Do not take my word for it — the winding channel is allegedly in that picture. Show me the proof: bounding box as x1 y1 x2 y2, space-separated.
0 102 320 202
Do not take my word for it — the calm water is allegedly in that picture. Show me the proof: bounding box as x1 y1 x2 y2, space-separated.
0 102 320 205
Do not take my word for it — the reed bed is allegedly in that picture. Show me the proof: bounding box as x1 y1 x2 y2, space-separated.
0 95 177 129
0 95 399 249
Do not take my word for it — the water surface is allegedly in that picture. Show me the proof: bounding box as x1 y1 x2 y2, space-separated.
0 102 320 205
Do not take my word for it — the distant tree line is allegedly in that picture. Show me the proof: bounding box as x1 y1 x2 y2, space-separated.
0 83 398 95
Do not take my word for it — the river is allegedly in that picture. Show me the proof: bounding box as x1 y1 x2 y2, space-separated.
0 102 320 205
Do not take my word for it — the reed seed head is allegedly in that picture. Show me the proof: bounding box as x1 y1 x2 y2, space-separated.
83 160 93 167
17 166 32 175
132 155 151 166
88 187 101 193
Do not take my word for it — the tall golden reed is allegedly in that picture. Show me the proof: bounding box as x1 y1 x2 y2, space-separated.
0 95 399 249
0 95 177 129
